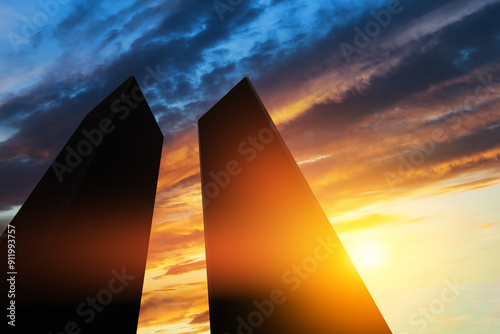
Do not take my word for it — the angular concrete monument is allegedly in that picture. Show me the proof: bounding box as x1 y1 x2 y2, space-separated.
198 78 392 333
0 77 163 333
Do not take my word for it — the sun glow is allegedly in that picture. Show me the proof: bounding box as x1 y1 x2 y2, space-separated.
350 241 386 271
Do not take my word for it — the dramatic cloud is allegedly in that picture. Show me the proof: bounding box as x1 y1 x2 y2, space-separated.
1 0 500 333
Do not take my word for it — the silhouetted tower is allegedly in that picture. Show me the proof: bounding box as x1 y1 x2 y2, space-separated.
198 78 392 333
0 77 163 333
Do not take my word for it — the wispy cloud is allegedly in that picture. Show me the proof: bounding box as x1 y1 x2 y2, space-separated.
2 0 500 333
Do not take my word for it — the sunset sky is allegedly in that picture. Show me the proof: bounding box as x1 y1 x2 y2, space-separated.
1 0 500 333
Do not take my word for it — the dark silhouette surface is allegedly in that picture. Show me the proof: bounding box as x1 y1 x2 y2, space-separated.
198 77 392 333
0 77 163 333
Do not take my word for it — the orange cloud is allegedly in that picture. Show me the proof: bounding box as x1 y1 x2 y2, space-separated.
138 282 209 331
155 259 207 279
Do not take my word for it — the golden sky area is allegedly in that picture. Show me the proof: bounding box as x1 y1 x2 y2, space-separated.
136 66 500 333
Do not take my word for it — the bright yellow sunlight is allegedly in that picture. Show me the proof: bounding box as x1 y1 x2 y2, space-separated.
349 241 386 271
